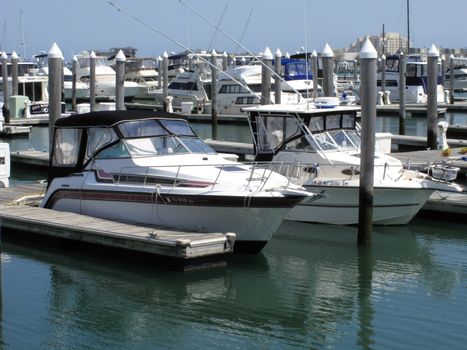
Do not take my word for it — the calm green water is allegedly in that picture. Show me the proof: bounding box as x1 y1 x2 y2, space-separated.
1 113 467 349
1 220 467 349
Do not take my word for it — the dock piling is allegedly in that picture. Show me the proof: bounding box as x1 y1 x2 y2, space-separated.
48 43 63 153
357 38 377 245
11 51 18 96
157 55 162 89
210 50 218 131
89 51 96 111
427 44 439 149
1 52 9 121
162 51 168 110
222 51 228 71
261 47 272 105
312 50 319 100
449 54 455 104
274 49 282 104
380 54 386 93
71 56 77 111
399 52 407 135
321 43 335 97
115 49 126 111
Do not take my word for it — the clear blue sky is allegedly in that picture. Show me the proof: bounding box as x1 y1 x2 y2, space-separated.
2 0 466 61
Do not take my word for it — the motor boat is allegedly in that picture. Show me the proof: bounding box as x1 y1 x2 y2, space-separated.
245 103 463 225
444 64 467 92
123 57 159 100
40 110 317 253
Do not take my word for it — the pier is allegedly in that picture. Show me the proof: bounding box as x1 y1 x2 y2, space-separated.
0 184 236 270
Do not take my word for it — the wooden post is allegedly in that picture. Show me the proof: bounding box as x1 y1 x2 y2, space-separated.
274 48 282 104
321 43 335 97
261 47 272 105
240 56 246 66
210 50 218 129
157 55 162 88
1 52 9 122
48 43 63 155
188 54 194 71
312 50 319 100
89 51 96 111
71 55 77 111
449 54 455 104
115 49 126 111
11 51 18 96
162 51 169 108
380 54 386 92
222 51 228 71
427 44 439 149
357 38 377 245
399 52 406 135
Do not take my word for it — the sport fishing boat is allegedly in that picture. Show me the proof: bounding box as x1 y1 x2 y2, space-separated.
245 103 463 225
40 110 317 253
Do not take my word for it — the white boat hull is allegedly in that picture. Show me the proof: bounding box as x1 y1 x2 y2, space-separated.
286 185 434 225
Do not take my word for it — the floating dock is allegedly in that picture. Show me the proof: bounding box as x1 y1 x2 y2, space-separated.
0 184 236 270
376 104 447 116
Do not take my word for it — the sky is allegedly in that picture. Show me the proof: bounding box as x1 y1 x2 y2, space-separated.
2 0 467 61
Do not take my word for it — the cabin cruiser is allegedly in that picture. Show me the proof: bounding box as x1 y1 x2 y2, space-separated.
444 64 467 92
123 57 159 100
279 58 322 98
217 65 301 115
377 54 444 104
75 52 139 101
40 110 317 253
245 103 463 225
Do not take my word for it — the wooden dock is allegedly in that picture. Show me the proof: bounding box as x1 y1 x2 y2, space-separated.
0 184 236 270
377 104 447 116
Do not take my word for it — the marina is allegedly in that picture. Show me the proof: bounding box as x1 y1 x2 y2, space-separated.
1 0 467 348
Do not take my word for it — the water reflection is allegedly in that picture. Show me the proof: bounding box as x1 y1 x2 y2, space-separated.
1 218 466 349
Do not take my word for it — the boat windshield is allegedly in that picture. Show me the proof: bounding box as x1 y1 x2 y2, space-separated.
124 136 215 157
118 119 196 138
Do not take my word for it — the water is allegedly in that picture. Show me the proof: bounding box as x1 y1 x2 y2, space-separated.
1 112 467 349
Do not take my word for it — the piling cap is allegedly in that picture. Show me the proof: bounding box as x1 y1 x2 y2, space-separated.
262 47 273 60
48 42 63 59
321 43 334 58
157 55 162 62
285 52 290 59
115 49 126 62
90 51 96 58
162 51 168 58
381 54 386 60
241 56 246 63
11 51 18 60
427 44 439 57
211 49 217 57
311 50 317 57
73 55 78 62
275 48 282 58
450 54 455 60
222 51 228 57
0 51 6 60
359 37 377 59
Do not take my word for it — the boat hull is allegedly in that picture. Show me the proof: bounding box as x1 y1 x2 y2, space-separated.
286 185 434 225
43 187 300 253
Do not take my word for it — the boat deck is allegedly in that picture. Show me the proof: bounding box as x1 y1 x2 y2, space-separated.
0 184 236 270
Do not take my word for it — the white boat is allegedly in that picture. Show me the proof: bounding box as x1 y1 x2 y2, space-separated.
377 54 444 104
124 57 159 100
0 142 10 188
32 52 89 101
245 103 463 225
444 65 467 92
75 52 139 101
217 65 301 115
40 110 317 253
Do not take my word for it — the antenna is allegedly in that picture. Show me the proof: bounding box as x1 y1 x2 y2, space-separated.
177 0 304 99
207 3 228 51
235 7 253 54
106 1 256 95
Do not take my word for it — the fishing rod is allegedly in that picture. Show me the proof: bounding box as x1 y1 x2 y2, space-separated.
177 0 306 100
107 1 257 96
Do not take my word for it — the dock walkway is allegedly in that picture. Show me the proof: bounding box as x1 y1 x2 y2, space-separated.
0 185 235 270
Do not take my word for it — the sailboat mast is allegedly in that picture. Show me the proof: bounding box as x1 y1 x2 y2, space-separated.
406 0 410 53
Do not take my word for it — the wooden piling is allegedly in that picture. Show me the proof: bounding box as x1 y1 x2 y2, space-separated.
89 51 96 111
1 52 9 122
210 50 218 129
380 54 386 92
449 54 455 104
115 49 126 111
399 52 407 135
157 55 162 88
261 47 272 105
162 51 168 106
11 51 18 96
321 43 335 97
71 56 77 111
274 49 282 104
427 44 439 149
357 38 377 245
48 43 63 154
222 51 228 71
312 50 319 100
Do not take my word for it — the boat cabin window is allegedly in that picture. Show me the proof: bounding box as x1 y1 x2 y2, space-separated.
125 136 214 157
52 128 82 166
159 119 195 136
168 81 198 91
118 120 169 138
85 128 119 163
95 141 130 159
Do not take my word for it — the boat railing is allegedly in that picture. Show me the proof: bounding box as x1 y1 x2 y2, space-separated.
91 160 312 191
